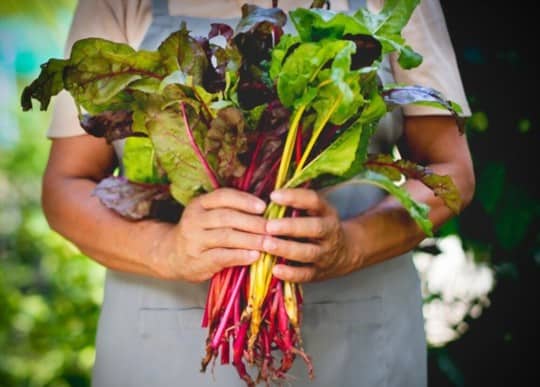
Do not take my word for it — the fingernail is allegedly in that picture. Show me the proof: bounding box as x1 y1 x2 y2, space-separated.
272 266 282 276
254 200 266 213
263 237 276 251
270 190 284 202
249 250 260 260
266 220 279 234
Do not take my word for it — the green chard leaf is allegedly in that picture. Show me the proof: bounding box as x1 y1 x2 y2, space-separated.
21 58 67 111
286 90 386 188
355 0 419 35
140 92 216 205
289 8 370 41
269 34 301 81
312 41 364 126
354 0 422 68
22 37 167 114
276 39 353 108
286 118 364 188
63 38 165 114
365 154 462 213
352 170 433 235
290 0 422 69
123 137 167 184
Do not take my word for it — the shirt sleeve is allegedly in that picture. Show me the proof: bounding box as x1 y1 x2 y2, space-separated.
370 0 471 117
47 0 151 138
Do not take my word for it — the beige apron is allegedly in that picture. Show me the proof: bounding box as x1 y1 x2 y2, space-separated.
93 1 427 386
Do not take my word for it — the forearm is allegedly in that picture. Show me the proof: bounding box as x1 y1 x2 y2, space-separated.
43 175 173 279
343 161 473 270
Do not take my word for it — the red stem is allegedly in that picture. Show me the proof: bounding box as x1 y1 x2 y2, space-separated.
211 266 248 349
211 267 234 321
253 157 281 197
241 133 265 191
295 124 303 166
180 102 220 189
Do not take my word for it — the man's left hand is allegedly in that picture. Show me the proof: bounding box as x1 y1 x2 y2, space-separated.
263 188 363 283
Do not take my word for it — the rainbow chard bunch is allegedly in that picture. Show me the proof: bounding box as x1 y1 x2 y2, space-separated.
21 1 464 385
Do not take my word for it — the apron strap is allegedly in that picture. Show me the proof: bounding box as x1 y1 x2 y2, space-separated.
151 0 170 18
348 0 367 11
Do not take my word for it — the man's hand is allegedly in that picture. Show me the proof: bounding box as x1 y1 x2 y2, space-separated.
264 188 363 283
159 188 269 283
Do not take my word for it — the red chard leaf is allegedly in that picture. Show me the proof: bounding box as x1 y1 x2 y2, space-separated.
93 176 176 220
80 110 146 143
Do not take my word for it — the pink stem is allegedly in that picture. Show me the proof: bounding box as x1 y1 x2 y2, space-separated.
211 266 247 350
180 102 220 189
241 134 265 191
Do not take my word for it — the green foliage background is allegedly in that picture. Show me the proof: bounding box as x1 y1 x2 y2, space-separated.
0 1 538 387
1 2 105 386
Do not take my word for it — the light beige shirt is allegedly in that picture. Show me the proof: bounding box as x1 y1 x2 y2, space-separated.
48 0 471 138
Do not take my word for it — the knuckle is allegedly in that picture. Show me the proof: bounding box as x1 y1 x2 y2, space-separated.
215 209 231 226
217 253 231 268
220 229 233 245
313 219 325 237
309 190 322 206
308 245 321 260
253 235 265 250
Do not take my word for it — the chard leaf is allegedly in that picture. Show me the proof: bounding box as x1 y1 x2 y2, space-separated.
312 41 364 127
354 0 422 68
354 0 420 36
93 176 172 220
285 117 365 188
286 91 386 189
141 94 216 205
290 0 422 69
79 110 144 143
63 38 165 113
21 58 67 111
209 23 234 41
365 154 462 213
123 137 167 184
205 107 248 184
351 170 433 235
23 38 167 114
235 4 287 35
269 34 301 81
276 40 352 108
289 8 370 41
158 24 209 85
234 5 287 109
382 84 465 131
343 34 382 69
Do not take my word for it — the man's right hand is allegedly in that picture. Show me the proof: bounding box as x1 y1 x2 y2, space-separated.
157 188 268 282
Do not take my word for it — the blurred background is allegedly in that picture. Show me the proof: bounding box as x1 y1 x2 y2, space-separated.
0 1 538 386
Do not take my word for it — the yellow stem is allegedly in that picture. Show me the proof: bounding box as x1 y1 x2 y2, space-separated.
295 95 342 174
275 105 306 189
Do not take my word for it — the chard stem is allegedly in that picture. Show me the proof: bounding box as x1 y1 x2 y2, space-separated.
179 102 220 189
275 105 306 189
211 266 247 350
295 95 342 173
